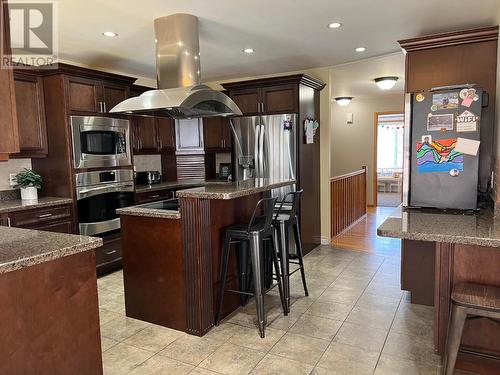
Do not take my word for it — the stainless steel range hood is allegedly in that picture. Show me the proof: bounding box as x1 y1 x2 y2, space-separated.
110 14 242 119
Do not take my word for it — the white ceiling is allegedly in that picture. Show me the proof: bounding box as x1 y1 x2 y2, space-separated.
57 0 499 83
330 53 405 98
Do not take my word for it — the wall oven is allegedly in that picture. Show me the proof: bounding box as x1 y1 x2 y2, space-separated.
76 169 134 236
71 116 131 169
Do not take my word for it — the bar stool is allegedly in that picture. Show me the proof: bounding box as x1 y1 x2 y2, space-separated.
215 197 286 338
443 282 500 375
274 190 308 314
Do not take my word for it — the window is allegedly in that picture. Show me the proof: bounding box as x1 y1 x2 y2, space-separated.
377 113 404 175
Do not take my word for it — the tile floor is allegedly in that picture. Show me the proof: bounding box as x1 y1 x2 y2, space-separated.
98 245 443 375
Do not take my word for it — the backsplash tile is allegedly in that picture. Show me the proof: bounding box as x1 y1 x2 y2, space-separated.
133 155 162 173
0 159 32 191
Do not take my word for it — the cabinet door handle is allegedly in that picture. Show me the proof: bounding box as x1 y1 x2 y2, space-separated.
98 101 103 112
261 102 264 113
105 250 117 255
103 102 107 112
38 213 53 218
150 194 160 198
7 217 11 227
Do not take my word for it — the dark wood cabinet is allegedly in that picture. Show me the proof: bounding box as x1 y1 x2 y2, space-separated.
133 117 157 152
226 83 298 116
156 118 176 151
203 117 231 151
65 75 130 114
12 72 48 158
6 204 74 234
0 213 8 226
0 0 20 160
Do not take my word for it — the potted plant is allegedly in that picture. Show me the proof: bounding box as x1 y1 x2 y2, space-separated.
15 169 42 201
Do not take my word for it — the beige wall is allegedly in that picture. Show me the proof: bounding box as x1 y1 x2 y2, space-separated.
207 67 332 243
0 159 32 191
330 95 404 206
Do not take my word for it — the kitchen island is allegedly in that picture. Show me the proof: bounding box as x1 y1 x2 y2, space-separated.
378 206 500 372
0 226 103 374
118 178 294 336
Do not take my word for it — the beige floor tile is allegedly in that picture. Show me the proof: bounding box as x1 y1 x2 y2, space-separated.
127 354 194 375
228 325 286 352
199 342 266 375
391 303 434 340
250 353 314 374
317 286 362 305
316 342 379 375
100 292 126 314
365 282 403 299
100 316 150 341
331 276 370 290
123 324 184 352
382 331 440 365
333 321 388 352
189 368 223 375
101 337 119 352
159 335 224 365
355 293 400 311
102 343 153 375
306 300 352 321
98 308 122 326
289 313 342 340
205 322 242 342
269 332 329 365
374 353 440 375
346 305 396 330
269 310 302 330
288 296 315 313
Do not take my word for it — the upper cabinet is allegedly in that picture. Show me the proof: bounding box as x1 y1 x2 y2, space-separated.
133 117 157 152
12 72 48 157
203 117 231 151
65 76 130 114
156 118 176 151
0 0 20 160
224 81 299 116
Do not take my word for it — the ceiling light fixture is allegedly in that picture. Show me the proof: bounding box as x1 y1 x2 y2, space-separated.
328 22 342 29
102 31 118 37
243 48 255 54
374 76 399 90
334 97 353 106
355 47 366 52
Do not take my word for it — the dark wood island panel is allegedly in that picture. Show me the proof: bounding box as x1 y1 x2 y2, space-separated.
0 251 102 375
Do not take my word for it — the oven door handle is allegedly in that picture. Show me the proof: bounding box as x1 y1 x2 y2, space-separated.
77 183 134 200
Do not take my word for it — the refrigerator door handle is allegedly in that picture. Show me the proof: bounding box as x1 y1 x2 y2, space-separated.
254 123 260 177
259 124 265 178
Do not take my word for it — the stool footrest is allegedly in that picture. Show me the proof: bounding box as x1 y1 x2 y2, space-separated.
225 289 254 296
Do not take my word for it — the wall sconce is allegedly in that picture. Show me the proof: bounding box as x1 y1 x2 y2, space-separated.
334 97 353 106
374 76 398 90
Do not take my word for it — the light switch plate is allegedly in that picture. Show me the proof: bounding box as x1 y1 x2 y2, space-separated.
9 173 17 187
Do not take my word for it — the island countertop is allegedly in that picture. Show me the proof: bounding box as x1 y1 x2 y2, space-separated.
0 226 102 274
175 178 295 200
377 205 500 247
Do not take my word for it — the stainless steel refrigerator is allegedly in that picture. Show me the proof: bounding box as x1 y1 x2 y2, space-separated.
403 85 485 210
230 114 297 199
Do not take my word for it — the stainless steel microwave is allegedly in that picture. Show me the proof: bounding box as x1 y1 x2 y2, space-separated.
70 116 131 169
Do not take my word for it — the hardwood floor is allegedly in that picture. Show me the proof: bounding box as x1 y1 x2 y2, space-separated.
331 206 401 257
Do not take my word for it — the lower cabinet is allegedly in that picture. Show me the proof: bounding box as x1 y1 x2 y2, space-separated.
7 204 74 234
96 232 122 276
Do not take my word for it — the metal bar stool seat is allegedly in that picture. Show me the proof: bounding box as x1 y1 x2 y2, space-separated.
273 190 309 314
443 282 500 375
215 197 286 338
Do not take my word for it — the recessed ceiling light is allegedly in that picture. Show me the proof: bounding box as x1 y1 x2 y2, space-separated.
328 22 342 29
355 47 366 52
334 97 353 106
374 76 399 90
102 31 118 37
243 48 255 54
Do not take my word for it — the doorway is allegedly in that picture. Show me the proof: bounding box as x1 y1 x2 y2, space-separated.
374 112 404 207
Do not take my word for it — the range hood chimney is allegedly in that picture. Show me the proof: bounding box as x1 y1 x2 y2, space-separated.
110 14 242 119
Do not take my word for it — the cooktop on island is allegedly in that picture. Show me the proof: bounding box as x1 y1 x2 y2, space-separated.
140 198 179 211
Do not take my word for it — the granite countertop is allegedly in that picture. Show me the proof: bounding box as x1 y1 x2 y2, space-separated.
117 206 180 219
0 226 102 274
377 205 500 247
176 178 296 200
135 180 224 194
0 197 73 214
